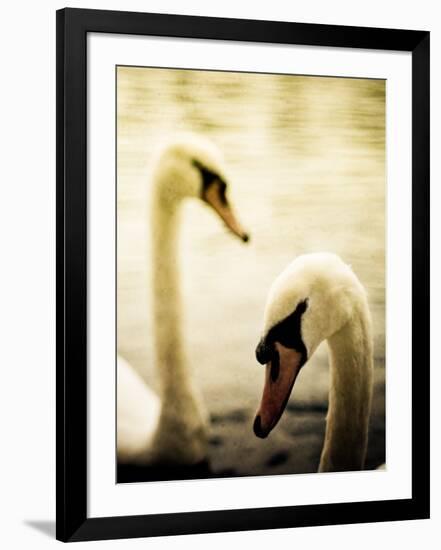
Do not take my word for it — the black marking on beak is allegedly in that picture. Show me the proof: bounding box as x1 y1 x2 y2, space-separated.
255 338 273 365
192 159 227 202
253 415 266 438
270 350 280 382
256 299 309 368
216 180 228 205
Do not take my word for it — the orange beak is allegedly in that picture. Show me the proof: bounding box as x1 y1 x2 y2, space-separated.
204 180 249 243
253 342 304 438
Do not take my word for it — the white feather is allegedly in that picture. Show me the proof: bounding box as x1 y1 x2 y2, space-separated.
261 253 376 472
117 135 229 466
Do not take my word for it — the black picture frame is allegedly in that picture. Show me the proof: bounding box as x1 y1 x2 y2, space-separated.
56 7 430 542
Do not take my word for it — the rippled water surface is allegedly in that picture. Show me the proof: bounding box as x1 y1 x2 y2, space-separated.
117 67 385 478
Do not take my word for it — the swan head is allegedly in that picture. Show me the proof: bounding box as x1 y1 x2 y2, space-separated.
152 135 249 242
253 252 367 438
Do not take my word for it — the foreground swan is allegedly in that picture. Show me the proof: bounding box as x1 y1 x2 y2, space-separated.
118 136 248 466
253 253 374 472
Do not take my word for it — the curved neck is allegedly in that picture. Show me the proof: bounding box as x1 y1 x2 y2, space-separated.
319 305 374 472
151 189 193 401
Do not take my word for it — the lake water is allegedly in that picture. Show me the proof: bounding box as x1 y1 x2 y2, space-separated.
117 67 385 477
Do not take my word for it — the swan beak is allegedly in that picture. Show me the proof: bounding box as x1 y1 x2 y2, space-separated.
253 342 303 438
203 180 249 242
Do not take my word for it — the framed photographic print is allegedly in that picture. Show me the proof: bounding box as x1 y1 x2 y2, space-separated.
56 8 430 542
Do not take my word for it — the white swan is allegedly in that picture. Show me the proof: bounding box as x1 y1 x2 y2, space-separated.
118 135 248 466
253 253 374 472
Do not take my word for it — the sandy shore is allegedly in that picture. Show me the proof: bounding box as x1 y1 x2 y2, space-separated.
118 360 385 482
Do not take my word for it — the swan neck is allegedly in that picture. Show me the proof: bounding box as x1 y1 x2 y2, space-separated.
319 305 373 472
144 185 208 466
151 191 192 399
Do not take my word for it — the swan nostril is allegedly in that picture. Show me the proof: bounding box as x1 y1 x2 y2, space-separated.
253 415 267 439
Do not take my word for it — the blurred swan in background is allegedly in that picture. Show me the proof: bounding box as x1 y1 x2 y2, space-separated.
253 253 376 472
118 135 249 466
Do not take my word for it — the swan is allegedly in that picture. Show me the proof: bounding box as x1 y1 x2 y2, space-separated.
117 135 249 467
253 252 374 472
